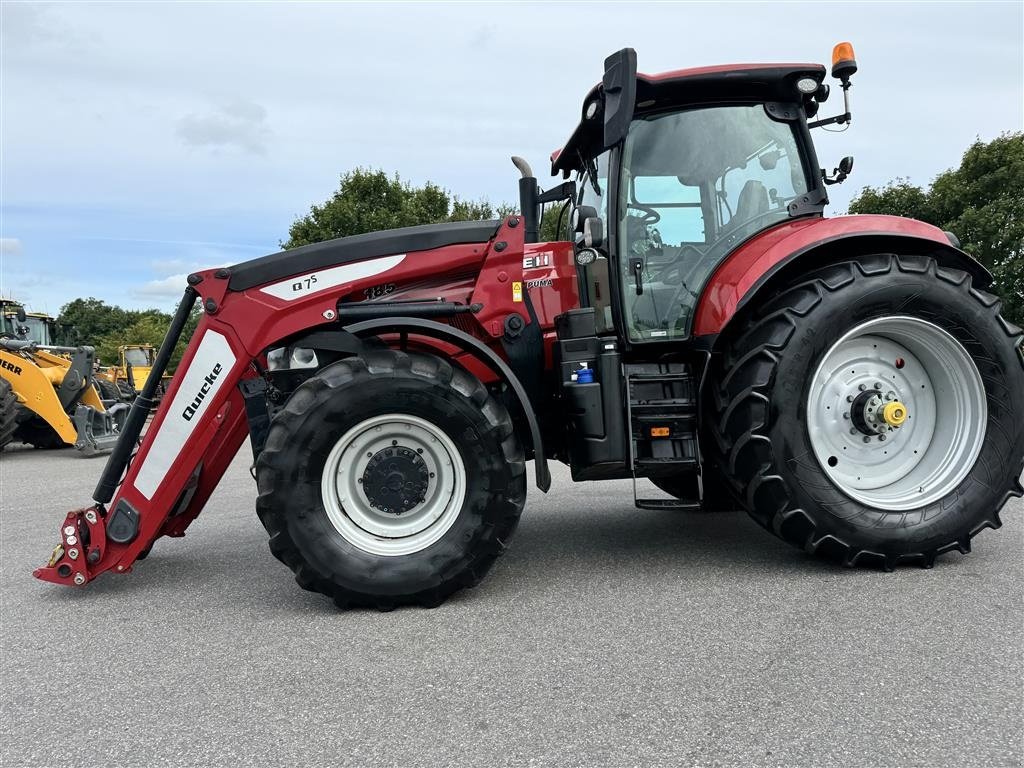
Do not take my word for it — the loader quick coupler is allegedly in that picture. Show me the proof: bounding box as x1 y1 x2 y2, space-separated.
34 506 108 586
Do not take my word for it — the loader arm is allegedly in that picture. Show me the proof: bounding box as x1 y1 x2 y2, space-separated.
34 217 550 588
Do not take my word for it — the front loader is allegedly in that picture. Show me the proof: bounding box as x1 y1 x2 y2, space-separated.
35 44 1024 607
1 305 128 453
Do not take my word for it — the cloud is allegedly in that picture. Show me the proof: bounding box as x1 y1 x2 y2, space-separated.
136 258 232 298
136 273 190 298
176 99 270 155
0 238 22 255
149 258 192 276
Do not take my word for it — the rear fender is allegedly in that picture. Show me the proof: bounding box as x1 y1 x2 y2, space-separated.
693 215 992 341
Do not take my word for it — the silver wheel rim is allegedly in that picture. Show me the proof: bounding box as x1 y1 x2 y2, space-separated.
320 413 467 556
806 316 986 511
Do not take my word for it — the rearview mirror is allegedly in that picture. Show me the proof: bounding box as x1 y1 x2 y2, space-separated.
572 205 598 234
15 307 27 323
583 217 604 249
602 48 638 148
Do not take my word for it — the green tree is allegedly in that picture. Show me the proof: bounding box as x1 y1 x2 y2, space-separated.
283 168 512 248
57 298 134 342
848 132 1024 324
95 315 170 367
59 299 202 372
539 201 572 243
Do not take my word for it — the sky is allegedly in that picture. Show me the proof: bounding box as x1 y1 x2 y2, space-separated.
1 1 1022 314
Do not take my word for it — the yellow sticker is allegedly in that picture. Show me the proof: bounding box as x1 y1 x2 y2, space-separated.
512 281 523 302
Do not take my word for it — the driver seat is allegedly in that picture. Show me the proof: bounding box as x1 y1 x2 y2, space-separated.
733 180 769 225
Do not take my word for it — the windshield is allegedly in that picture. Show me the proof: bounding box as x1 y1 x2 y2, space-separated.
20 317 53 345
124 348 152 367
618 104 809 341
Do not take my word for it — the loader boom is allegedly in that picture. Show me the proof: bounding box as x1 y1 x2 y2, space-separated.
35 216 553 587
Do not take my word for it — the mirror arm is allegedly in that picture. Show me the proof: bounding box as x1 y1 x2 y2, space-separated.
807 111 850 129
537 181 576 205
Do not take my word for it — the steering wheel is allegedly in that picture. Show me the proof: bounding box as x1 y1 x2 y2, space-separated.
628 204 661 226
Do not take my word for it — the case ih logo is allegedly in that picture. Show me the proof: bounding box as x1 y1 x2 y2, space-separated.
182 363 223 421
523 253 551 270
0 359 22 375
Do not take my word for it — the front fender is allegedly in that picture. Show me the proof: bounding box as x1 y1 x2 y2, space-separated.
693 215 991 338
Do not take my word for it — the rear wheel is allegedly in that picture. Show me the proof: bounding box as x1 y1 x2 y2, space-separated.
709 254 1024 567
255 349 526 609
0 379 17 450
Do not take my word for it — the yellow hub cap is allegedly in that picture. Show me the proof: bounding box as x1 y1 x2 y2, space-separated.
882 401 908 426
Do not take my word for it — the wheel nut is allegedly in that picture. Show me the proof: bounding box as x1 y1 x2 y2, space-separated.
874 382 883 390
862 436 871 443
842 413 850 420
858 384 868 391
73 573 86 585
846 395 855 403
850 428 858 435
879 434 887 441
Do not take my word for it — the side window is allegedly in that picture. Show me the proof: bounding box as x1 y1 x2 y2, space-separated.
577 153 614 333
719 126 808 229
631 175 706 244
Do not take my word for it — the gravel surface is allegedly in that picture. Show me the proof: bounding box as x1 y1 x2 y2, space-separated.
2 445 1021 767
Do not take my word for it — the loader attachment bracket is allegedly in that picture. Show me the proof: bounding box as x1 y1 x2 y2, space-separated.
33 506 107 586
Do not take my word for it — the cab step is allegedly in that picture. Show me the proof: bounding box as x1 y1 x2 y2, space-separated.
634 498 702 511
624 362 698 470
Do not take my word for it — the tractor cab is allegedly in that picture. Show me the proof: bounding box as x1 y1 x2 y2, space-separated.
552 48 852 345
539 47 858 496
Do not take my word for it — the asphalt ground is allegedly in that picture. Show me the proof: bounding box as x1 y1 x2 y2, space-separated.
1 444 1021 768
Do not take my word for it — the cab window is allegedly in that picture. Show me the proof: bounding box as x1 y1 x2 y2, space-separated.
576 152 614 333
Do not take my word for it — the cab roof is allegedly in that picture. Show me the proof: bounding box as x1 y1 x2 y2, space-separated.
551 62 826 175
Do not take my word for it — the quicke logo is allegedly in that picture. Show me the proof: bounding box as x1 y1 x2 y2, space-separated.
182 363 223 421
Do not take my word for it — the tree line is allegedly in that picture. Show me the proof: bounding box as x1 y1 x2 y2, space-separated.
53 132 1022 362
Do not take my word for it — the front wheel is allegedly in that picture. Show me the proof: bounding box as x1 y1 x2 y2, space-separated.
255 349 526 609
710 254 1024 568
0 379 17 450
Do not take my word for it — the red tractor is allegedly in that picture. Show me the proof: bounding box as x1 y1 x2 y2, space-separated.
35 45 1024 609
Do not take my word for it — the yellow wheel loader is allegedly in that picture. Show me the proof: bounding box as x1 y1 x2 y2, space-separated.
97 344 170 401
0 307 127 454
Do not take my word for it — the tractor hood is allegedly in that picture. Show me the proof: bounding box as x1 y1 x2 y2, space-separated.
225 219 501 292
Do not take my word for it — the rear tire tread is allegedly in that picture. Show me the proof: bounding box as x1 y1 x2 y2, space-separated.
709 254 1024 568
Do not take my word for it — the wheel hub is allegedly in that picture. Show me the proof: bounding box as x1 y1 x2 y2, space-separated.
849 387 908 436
362 446 429 514
320 413 467 557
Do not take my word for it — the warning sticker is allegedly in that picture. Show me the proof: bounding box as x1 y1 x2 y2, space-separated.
512 281 523 302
